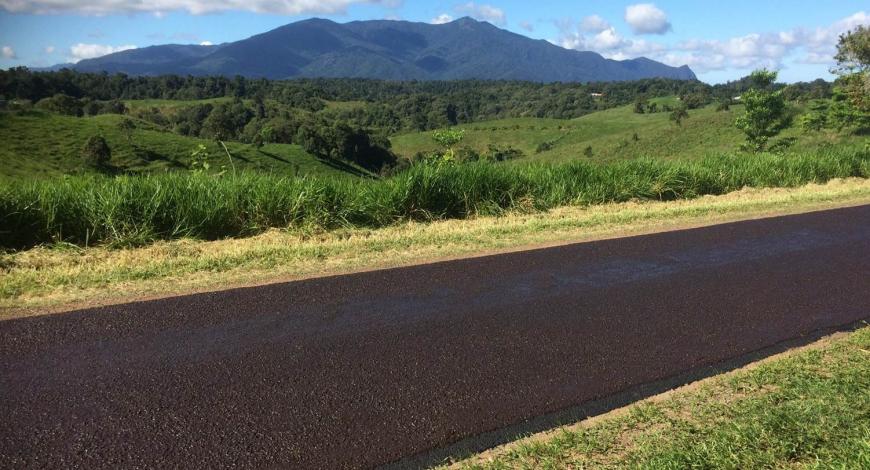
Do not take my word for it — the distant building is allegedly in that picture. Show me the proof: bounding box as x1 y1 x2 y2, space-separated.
590 93 604 98
733 96 742 101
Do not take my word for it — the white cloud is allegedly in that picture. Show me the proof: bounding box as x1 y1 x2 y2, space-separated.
44 45 55 54
580 15 609 33
0 0 400 15
793 11 869 65
69 43 137 63
518 20 534 32
456 2 505 26
556 10 869 75
1 45 15 59
624 3 671 35
431 14 453 25
199 41 213 46
590 27 625 50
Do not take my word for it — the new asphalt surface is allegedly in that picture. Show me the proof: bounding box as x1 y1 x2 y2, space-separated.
2 205 869 468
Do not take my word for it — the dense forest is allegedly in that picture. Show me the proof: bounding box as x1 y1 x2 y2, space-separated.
0 68 837 173
1 68 834 124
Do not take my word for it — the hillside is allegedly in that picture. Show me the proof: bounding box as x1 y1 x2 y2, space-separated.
71 17 695 82
391 101 863 162
0 111 365 179
4 97 862 180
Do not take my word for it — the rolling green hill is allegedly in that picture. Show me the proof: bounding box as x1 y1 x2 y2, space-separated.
4 99 863 181
0 110 366 179
391 101 863 163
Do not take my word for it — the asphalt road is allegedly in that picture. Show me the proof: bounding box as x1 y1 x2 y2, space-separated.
2 205 869 469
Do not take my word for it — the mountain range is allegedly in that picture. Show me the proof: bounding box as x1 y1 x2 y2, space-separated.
69 17 696 82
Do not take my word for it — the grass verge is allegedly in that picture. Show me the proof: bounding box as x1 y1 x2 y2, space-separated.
3 149 869 249
445 325 870 469
2 177 869 316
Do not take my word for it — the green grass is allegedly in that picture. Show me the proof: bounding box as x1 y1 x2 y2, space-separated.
0 110 362 179
4 178 868 312
391 102 865 163
2 148 868 250
454 325 870 469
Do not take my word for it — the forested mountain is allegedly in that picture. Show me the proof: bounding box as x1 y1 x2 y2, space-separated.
69 17 696 82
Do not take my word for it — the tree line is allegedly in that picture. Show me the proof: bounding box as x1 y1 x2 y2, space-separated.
3 68 834 132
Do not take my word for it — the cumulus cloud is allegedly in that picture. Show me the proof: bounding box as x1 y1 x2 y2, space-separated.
431 14 453 25
456 2 505 26
557 10 869 75
1 45 15 59
0 0 400 15
69 43 137 63
199 41 213 46
580 15 609 33
624 3 671 35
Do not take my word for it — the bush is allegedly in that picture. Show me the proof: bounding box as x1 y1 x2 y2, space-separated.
484 144 524 161
81 135 112 169
35 93 83 116
535 141 555 153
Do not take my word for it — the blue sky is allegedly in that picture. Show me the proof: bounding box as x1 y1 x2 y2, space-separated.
0 1 867 83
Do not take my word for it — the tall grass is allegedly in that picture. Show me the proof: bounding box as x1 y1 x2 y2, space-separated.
2 149 868 250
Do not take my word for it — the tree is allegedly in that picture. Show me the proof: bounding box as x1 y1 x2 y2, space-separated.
734 69 788 152
256 125 274 148
830 26 870 130
669 105 689 126
633 96 647 114
680 92 708 109
799 101 828 132
117 118 135 143
36 93 83 116
201 99 253 141
81 135 111 168
431 128 465 163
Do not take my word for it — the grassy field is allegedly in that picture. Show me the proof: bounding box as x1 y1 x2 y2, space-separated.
3 148 868 249
2 177 868 314
391 101 865 162
0 110 363 179
446 325 870 469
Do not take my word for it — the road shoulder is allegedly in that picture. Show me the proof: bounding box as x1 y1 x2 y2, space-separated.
3 178 869 318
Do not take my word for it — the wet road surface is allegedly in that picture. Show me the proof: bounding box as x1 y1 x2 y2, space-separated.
2 205 869 468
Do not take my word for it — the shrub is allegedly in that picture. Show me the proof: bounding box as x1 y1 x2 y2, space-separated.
81 136 112 169
670 106 689 126
535 141 555 153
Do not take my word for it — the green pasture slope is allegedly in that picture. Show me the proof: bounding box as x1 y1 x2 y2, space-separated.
391 100 865 162
0 110 364 179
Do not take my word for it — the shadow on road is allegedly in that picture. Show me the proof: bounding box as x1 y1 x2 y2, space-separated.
386 318 869 469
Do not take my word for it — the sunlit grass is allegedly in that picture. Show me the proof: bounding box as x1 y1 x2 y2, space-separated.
2 177 868 312
2 147 868 250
